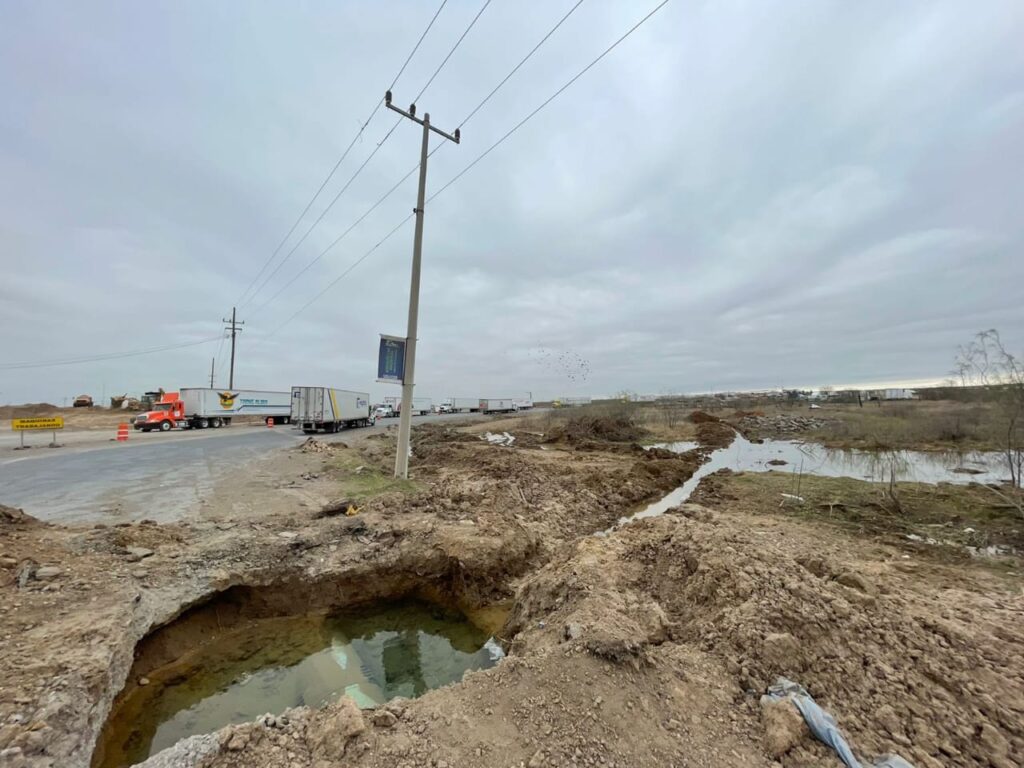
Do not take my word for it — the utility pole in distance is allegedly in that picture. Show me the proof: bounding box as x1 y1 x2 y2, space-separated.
209 357 215 388
222 307 244 389
385 90 460 479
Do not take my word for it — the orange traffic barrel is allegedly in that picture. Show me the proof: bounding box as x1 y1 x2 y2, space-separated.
266 417 274 428
116 423 129 442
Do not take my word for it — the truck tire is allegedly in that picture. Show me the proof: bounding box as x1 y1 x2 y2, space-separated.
211 418 222 428
282 416 290 425
199 418 209 429
159 421 172 432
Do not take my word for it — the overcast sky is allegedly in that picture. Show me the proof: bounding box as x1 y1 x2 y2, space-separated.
2 0 1022 405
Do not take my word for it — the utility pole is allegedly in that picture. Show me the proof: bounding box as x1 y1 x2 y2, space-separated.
209 357 215 389
222 307 244 390
385 90 460 479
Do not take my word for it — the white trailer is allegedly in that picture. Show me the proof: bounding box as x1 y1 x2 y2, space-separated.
557 396 592 408
480 398 516 414
513 397 533 411
445 397 480 413
396 397 432 416
179 388 292 428
291 387 373 434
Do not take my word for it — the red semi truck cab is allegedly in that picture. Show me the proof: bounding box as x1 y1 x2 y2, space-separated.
133 392 184 432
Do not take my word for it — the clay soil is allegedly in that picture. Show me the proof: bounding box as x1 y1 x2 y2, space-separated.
1 417 1022 768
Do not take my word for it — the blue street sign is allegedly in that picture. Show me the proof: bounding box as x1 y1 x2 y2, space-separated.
377 335 406 384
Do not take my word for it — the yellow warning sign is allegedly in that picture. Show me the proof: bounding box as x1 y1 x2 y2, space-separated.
12 416 64 431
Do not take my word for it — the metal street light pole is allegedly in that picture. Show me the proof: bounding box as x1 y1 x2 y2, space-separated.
385 91 460 479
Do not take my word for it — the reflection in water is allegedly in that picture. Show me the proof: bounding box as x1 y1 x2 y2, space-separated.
621 437 1009 528
95 601 503 768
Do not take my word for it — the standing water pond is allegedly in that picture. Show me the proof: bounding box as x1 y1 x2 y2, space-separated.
621 437 1010 526
93 600 504 768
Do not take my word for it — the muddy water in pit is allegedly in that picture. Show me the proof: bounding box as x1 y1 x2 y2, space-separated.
94 600 504 768
615 437 1011 527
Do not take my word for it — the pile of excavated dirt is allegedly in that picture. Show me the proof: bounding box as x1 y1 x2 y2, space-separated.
542 412 646 446
506 507 1024 768
0 403 60 420
4 423 1022 768
0 425 703 767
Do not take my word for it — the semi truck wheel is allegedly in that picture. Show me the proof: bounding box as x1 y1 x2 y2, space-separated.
211 418 222 428
199 418 209 429
159 421 172 432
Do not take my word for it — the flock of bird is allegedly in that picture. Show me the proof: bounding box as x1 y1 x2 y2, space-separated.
528 347 591 384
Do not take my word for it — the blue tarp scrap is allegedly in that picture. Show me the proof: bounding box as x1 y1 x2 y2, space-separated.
762 678 915 768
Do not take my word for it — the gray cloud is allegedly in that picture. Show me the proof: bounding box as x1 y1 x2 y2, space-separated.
2 0 1023 405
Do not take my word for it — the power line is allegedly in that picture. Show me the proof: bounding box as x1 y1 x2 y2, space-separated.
0 336 223 371
243 0 494 312
430 0 671 203
256 0 671 337
248 1 583 321
241 116 404 308
264 215 415 342
234 0 449 308
457 0 586 129
414 0 492 103
249 144 444 319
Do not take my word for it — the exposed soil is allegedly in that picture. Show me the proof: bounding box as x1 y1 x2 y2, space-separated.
2 421 1022 768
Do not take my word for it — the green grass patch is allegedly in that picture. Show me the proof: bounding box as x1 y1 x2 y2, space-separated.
323 449 419 502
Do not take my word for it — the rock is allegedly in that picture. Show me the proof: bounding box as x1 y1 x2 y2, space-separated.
138 677 150 686
0 556 18 568
836 571 871 593
372 709 398 728
125 547 154 562
225 731 249 751
978 723 1010 760
564 622 583 641
278 532 299 540
16 561 35 589
310 698 365 759
762 632 802 671
34 566 61 580
131 569 149 579
759 698 808 757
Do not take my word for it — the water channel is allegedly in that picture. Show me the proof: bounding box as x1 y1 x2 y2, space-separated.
620 437 1009 527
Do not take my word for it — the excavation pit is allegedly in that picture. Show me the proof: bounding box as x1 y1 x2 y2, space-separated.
92 591 507 768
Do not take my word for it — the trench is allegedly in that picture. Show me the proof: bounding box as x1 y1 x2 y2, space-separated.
92 577 509 768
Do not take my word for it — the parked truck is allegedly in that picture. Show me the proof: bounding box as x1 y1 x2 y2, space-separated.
383 396 432 416
553 396 591 408
292 387 374 434
134 388 292 431
479 398 516 414
441 397 480 414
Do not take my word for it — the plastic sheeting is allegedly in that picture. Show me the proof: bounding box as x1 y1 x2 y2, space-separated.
763 678 915 768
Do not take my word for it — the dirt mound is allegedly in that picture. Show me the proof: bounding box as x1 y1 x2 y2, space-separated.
543 412 645 445
695 419 735 448
0 403 60 419
688 410 720 424
508 509 1024 768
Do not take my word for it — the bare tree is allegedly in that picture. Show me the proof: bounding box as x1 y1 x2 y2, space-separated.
955 329 1023 490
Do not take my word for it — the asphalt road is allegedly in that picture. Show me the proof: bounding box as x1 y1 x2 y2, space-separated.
0 412 489 525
